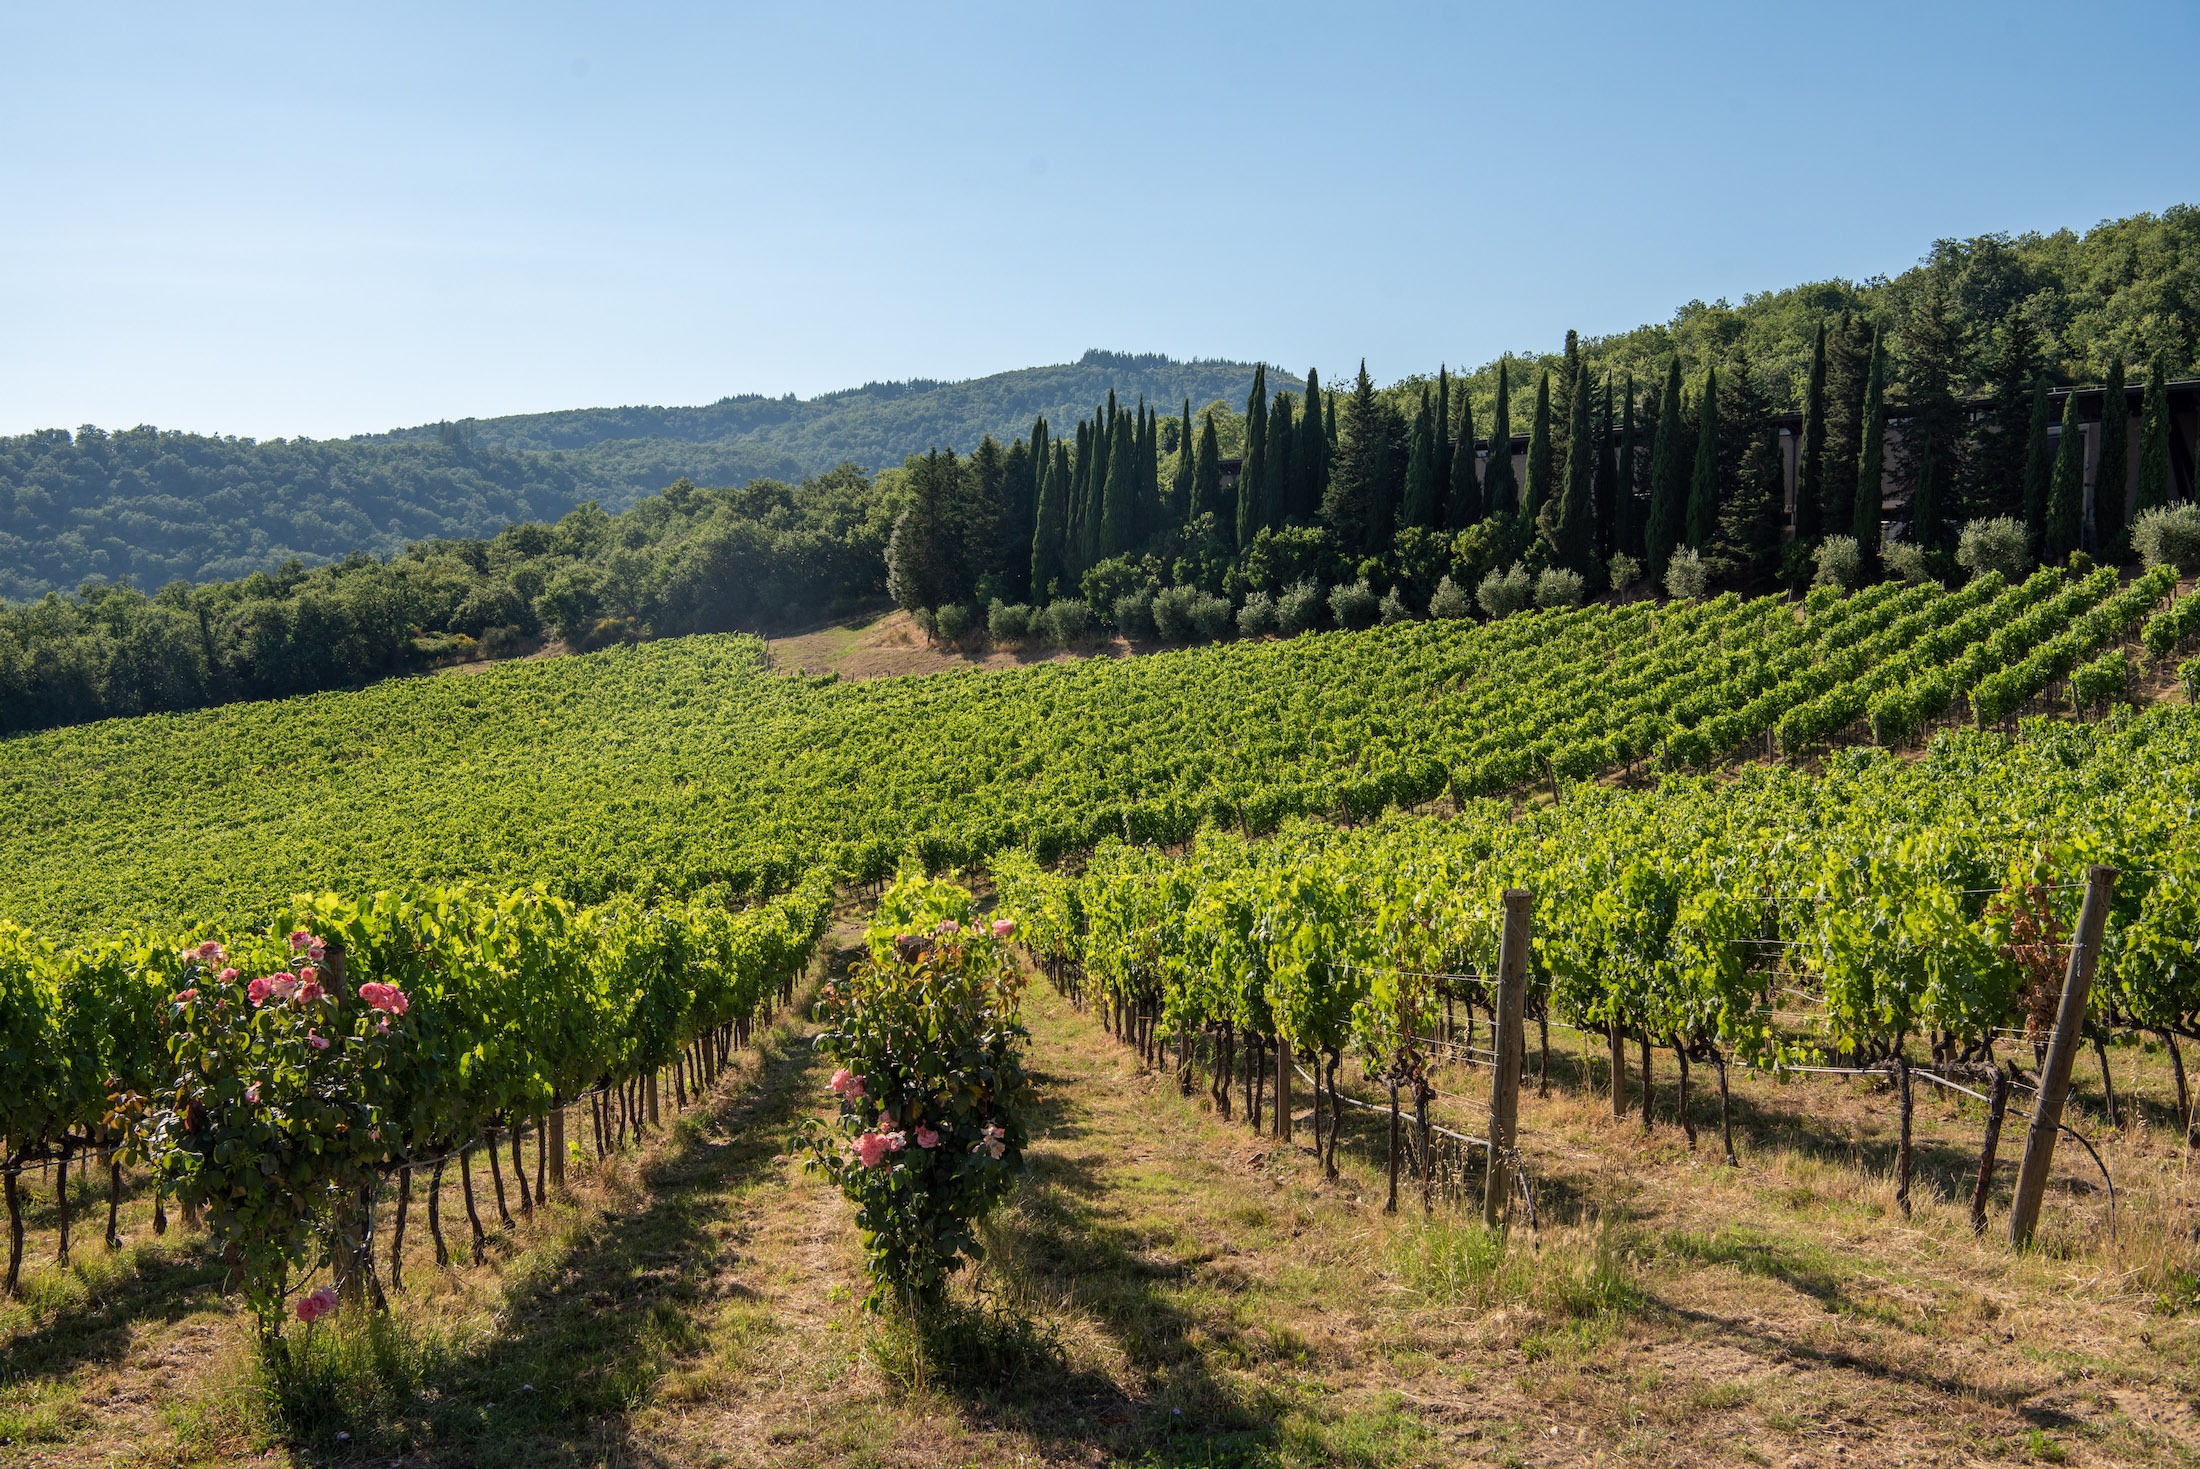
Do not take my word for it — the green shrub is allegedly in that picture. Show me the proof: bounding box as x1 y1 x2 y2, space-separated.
1236 591 1278 637
1041 599 1089 646
1477 563 1532 619
1811 536 1861 592
1427 575 1471 619
1329 580 1380 630
1113 589 1157 641
933 602 973 645
1277 579 1326 636
1666 547 1712 600
1956 516 2029 582
1534 567 1586 609
1151 585 1203 643
2133 504 2200 576
986 600 1031 642
1378 586 1412 624
1187 591 1235 641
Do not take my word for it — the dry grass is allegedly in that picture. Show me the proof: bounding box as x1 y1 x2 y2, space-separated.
6 953 2200 1467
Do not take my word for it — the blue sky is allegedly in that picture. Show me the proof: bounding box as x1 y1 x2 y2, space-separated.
3 1 2194 440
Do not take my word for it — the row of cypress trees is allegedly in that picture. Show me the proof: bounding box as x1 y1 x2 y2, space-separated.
889 331 2188 619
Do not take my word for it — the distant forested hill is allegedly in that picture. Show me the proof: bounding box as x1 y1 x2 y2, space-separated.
0 351 1266 601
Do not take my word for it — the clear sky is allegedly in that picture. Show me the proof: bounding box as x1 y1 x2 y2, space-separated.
3 1 2194 441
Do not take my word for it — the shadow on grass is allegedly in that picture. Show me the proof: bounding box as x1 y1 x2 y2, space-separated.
0 1241 229 1384
934 1012 1326 1469
259 970 847 1467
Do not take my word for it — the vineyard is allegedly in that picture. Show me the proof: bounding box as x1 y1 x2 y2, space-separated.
4 563 2191 940
2 567 2199 1465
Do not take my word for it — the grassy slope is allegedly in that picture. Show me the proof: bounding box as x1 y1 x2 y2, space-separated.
8 927 2198 1467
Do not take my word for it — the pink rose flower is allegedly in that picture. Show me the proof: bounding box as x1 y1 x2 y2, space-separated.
295 1285 338 1324
980 1123 1007 1160
247 977 274 1006
307 1032 330 1051
829 1068 854 1096
194 940 225 963
934 919 960 936
991 918 1016 938
295 978 324 1004
244 1083 260 1103
219 967 239 982
358 983 409 1015
288 930 313 954
854 1131 892 1168
172 988 197 1005
915 1126 940 1149
885 1130 907 1153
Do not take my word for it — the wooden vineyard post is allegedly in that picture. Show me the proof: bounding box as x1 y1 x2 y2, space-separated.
1484 887 1532 1230
1275 1037 1293 1143
1608 1020 1627 1118
1969 1066 2010 1236
2008 865 2116 1250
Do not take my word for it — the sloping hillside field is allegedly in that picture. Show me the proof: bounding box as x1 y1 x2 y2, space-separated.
0 566 2173 937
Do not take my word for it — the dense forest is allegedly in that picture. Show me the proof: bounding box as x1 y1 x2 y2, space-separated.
0 353 1267 601
0 465 901 734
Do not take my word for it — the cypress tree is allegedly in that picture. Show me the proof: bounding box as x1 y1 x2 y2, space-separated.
1555 328 1582 473
1484 361 1518 515
1435 367 1453 496
2021 375 2053 565
1613 373 1639 559
1066 419 1093 574
2136 353 2173 518
1853 333 1887 558
1447 392 1482 529
2045 391 2086 564
1325 392 1337 461
1001 438 1037 601
1822 311 1871 544
1193 411 1223 533
1554 366 1595 570
1687 366 1719 551
1970 307 2037 522
2095 360 2130 559
1294 366 1327 520
1523 369 1553 530
1402 386 1440 529
1264 391 1295 531
1796 321 1827 541
1645 358 1685 578
1325 360 1391 553
1592 375 1617 560
964 435 1008 596
1239 365 1269 551
1030 435 1069 600
886 448 956 613
1908 435 1944 558
1170 399 1195 525
1903 274 1966 510
1100 411 1140 557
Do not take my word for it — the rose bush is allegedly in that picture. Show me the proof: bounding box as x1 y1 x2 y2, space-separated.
801 882 1035 1312
138 930 413 1334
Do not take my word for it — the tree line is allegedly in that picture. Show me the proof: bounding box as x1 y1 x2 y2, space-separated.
0 467 902 736
883 320 2192 641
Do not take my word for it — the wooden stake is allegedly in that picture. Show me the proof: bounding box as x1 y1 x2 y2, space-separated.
2009 865 2116 1250
1484 887 1531 1230
1274 1037 1292 1143
1970 1066 2010 1235
1609 1019 1627 1118
1894 1054 1913 1217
